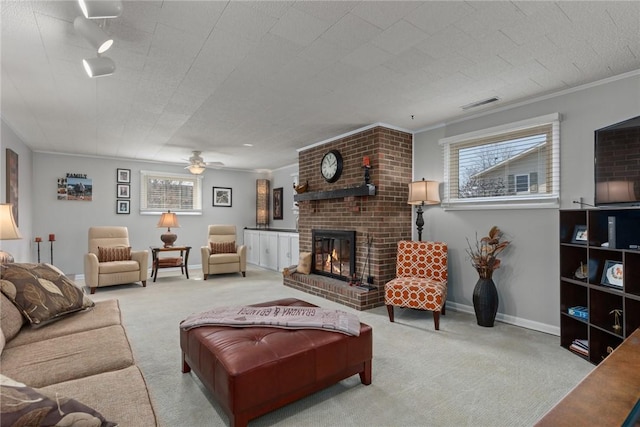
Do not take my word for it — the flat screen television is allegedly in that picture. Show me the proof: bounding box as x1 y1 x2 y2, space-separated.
594 115 640 207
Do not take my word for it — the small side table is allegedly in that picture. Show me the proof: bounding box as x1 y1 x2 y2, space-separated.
150 246 191 282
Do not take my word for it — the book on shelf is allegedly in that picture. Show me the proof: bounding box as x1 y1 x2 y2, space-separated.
568 306 589 320
569 343 589 357
569 338 589 356
572 339 589 351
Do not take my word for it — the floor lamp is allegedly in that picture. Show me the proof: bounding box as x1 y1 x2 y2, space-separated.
0 204 22 263
407 179 440 241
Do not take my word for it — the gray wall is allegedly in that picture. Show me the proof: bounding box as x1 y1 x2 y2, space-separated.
1 122 33 263
269 164 299 231
28 153 268 275
413 71 640 333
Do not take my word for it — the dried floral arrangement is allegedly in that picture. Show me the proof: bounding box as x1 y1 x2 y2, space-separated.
466 226 510 279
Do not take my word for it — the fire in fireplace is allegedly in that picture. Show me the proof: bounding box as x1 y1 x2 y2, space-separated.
312 230 356 281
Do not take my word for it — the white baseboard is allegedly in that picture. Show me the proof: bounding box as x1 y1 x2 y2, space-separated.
445 301 560 336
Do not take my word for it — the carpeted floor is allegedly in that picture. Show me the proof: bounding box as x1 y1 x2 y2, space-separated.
85 265 593 427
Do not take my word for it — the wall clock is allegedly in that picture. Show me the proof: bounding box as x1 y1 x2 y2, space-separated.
320 149 343 183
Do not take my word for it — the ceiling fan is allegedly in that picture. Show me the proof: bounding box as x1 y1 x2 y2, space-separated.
184 151 223 174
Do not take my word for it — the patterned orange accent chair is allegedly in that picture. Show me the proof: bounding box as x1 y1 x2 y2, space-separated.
384 240 448 330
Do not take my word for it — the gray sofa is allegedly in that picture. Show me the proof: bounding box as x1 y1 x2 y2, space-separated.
0 263 158 426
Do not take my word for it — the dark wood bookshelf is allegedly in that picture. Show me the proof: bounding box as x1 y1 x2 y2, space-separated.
559 208 640 364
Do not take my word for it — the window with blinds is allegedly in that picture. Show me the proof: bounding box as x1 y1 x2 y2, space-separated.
440 113 560 209
140 171 203 214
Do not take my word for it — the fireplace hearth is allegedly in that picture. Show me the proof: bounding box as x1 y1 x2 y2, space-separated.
312 230 356 282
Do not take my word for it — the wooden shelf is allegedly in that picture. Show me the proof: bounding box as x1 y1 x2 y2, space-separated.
559 208 640 364
294 184 376 202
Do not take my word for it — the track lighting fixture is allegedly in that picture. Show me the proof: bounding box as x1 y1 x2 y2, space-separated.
82 56 115 78
78 0 123 19
74 17 113 53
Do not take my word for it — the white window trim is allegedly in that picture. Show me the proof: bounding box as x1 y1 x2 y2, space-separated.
140 170 203 215
440 113 561 210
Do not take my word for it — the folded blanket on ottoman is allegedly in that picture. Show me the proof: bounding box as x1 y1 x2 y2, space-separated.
180 305 361 336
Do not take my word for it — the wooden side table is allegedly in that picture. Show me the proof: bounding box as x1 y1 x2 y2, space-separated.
150 246 191 282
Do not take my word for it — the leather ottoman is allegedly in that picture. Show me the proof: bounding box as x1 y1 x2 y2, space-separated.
180 298 372 427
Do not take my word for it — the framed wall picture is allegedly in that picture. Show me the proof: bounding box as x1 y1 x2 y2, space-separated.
117 184 130 198
66 176 92 201
601 260 623 288
571 225 588 244
5 148 18 225
273 187 283 220
117 168 131 183
213 187 232 207
116 199 130 214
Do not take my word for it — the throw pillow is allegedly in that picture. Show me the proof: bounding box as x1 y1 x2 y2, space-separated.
0 374 116 427
0 293 25 342
210 241 236 254
98 246 132 262
0 263 95 327
298 252 312 275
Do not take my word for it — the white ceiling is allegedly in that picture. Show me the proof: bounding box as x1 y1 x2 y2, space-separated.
2 1 639 171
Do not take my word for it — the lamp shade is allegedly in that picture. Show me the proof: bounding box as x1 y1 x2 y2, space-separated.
408 179 440 205
187 164 205 175
82 56 115 77
74 16 113 53
78 0 123 19
596 181 636 203
256 179 270 226
157 211 179 229
0 204 22 240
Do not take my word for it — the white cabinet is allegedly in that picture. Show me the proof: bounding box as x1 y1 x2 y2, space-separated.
278 232 299 271
259 232 278 270
244 230 260 266
244 229 299 271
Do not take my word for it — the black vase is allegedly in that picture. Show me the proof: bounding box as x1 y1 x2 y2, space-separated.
473 277 499 327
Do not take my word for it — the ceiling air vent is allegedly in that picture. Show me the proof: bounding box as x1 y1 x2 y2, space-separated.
461 96 500 111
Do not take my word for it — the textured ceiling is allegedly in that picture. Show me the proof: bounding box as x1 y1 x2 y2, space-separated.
2 1 639 171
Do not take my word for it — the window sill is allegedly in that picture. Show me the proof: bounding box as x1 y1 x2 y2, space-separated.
442 196 559 210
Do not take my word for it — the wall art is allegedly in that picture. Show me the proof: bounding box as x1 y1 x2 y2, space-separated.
57 173 92 201
273 187 283 220
213 187 232 207
116 199 130 214
5 148 18 225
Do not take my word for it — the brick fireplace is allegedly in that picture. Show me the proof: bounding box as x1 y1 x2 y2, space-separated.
283 125 413 310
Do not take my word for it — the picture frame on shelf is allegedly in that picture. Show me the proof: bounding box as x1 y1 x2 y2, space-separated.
117 168 131 183
117 184 130 199
601 260 623 289
571 225 588 244
116 199 130 214
273 187 283 220
213 187 232 207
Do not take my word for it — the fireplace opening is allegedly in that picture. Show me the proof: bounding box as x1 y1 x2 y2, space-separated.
312 230 356 282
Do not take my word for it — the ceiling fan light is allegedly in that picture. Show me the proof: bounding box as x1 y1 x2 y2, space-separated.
82 56 115 78
74 16 113 53
187 164 205 175
78 0 123 19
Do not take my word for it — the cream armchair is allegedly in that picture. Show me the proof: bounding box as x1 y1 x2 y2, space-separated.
201 225 246 279
84 226 149 294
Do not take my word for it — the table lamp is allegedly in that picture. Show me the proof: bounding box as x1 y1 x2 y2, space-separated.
407 179 440 241
157 210 179 247
0 203 22 263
